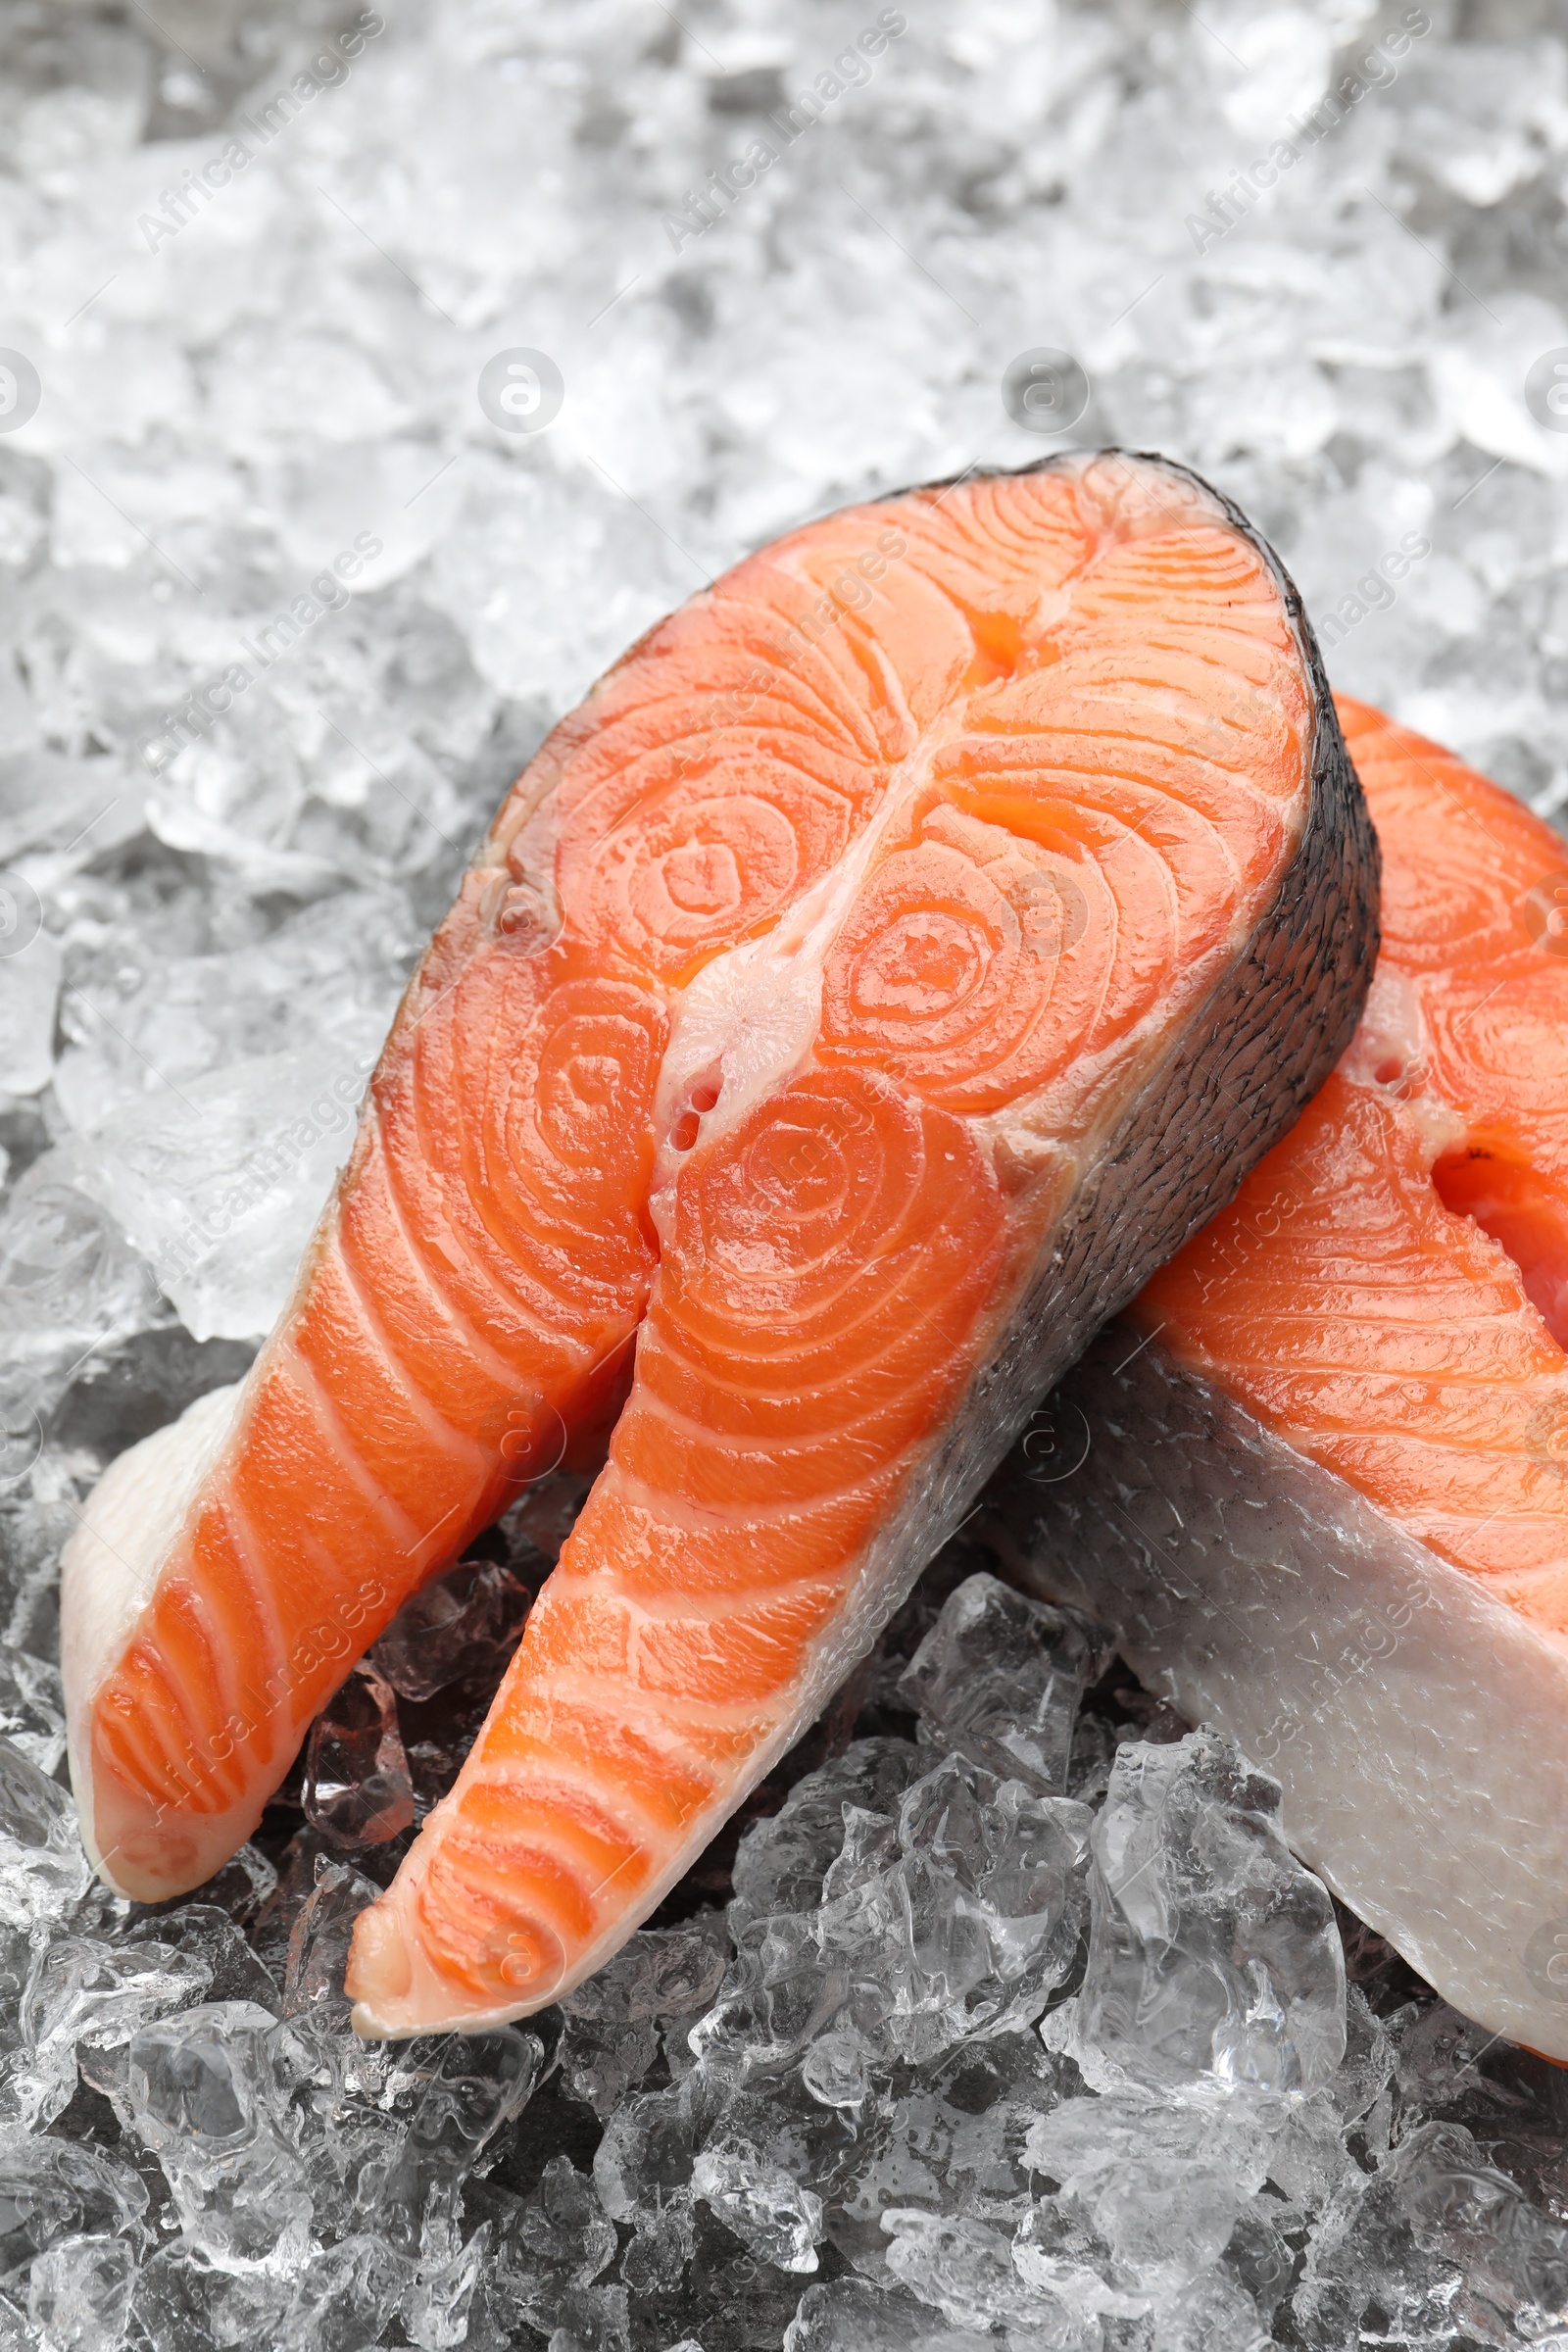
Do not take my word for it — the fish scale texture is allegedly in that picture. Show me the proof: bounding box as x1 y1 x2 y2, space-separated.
59 450 1378 2035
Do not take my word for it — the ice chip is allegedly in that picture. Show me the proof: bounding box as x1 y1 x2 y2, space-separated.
0 1648 66 1775
369 1554 532 1703
302 1659 415 1849
728 1739 922 1933
28 2231 136 2352
496 2153 616 2334
692 2131 824 2273
378 2028 541 2260
402 2220 490 2352
559 1919 728 2118
899 1573 1107 1795
785 2277 997 2351
1079 1730 1347 2094
1295 2117 1568 2343
282 1858 380 2027
1020 2087 1271 2306
125 1999 312 2272
0 2130 147 2273
276 2234 410 2352
15 1933 212 2130
0 1734 92 1926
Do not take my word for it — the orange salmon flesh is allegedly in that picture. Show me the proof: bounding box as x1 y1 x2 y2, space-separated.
59 452 1377 2037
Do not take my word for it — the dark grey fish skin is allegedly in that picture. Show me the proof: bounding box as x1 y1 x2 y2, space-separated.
989 1320 1568 2063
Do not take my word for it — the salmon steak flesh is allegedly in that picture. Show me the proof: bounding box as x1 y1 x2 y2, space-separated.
1008 699 1568 2060
59 451 1377 2036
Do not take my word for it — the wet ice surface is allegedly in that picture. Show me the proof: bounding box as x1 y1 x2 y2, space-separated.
2 0 1568 2339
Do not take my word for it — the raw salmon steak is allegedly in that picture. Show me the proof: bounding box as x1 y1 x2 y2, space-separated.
1006 696 1568 2059
59 452 1377 2036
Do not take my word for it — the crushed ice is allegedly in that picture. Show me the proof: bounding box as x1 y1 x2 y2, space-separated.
1 0 1568 2341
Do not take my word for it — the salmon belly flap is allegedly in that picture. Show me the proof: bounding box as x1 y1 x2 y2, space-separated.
1011 696 1568 2058
59 452 1376 2035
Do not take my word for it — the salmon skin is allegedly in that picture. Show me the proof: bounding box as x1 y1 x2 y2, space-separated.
1007 696 1568 2060
59 452 1377 2037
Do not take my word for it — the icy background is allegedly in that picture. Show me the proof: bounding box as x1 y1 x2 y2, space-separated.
0 0 1567 2341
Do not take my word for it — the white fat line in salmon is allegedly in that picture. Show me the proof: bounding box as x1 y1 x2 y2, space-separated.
138 533 385 776
135 11 387 255
662 12 908 254
144 1571 391 1823
1185 9 1432 256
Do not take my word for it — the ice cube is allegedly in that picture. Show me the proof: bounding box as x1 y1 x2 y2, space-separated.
1078 1730 1347 2095
899 1574 1108 1796
559 1921 728 2118
0 1735 92 1926
14 1933 213 2130
495 2153 616 2335
1018 2088 1271 2307
378 2029 541 2260
125 2000 312 2273
691 2131 824 2273
302 1660 415 1849
27 2231 136 2352
369 1554 532 1704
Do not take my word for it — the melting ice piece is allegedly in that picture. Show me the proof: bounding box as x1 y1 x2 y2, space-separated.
125 2000 313 2273
378 2027 541 2260
302 1659 415 1848
369 1556 532 1703
1017 2088 1272 2311
899 1571 1110 1794
27 2231 137 2351
15 1934 213 2131
1078 1730 1346 2095
558 1919 727 2118
0 1735 93 1926
1296 2118 1568 2341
